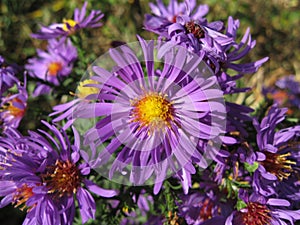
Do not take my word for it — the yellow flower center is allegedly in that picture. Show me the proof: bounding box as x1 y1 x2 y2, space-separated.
42 160 81 197
131 92 175 131
48 62 62 76
62 19 78 33
77 79 99 99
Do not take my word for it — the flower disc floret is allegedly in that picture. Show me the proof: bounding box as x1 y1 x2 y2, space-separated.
131 92 175 131
237 202 271 225
42 159 81 197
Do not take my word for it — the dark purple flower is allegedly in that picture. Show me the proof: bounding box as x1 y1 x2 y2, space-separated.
225 192 300 225
25 38 77 87
31 1 104 40
253 105 300 196
144 0 209 37
0 122 117 225
168 17 232 62
74 37 227 194
0 78 27 130
178 190 233 225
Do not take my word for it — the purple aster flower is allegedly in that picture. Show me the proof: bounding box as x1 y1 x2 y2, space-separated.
25 38 77 88
31 1 104 40
168 16 232 61
225 192 300 225
144 0 209 37
0 77 27 130
74 37 227 194
252 105 300 196
145 2 268 97
0 56 19 96
178 189 234 225
0 121 117 225
144 0 231 63
263 124 300 203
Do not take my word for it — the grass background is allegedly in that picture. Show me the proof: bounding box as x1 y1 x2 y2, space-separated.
0 0 299 224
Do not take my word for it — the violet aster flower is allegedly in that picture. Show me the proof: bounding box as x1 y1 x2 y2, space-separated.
252 105 300 196
0 78 27 130
31 1 104 40
144 0 231 62
75 37 227 194
263 124 300 203
178 190 234 225
225 192 300 225
0 121 117 225
144 0 209 37
168 17 233 62
25 38 77 88
0 56 19 96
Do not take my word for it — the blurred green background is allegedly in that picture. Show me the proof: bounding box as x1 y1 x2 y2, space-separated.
0 0 299 224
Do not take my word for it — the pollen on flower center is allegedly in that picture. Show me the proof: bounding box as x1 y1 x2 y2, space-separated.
48 62 62 76
184 21 205 39
260 152 296 181
42 160 81 197
1 98 25 118
13 184 34 211
238 202 271 225
77 79 99 99
200 198 214 220
62 19 78 33
131 92 175 131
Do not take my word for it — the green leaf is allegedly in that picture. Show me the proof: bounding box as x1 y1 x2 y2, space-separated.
244 162 259 173
236 199 247 210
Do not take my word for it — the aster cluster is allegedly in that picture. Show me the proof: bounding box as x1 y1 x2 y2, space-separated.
25 1 103 96
0 56 27 131
1 0 300 225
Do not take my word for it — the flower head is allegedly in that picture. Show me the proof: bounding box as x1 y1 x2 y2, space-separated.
72 37 227 193
31 1 104 40
25 38 77 87
144 0 209 37
253 105 300 196
225 192 300 225
178 190 233 225
0 122 117 224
